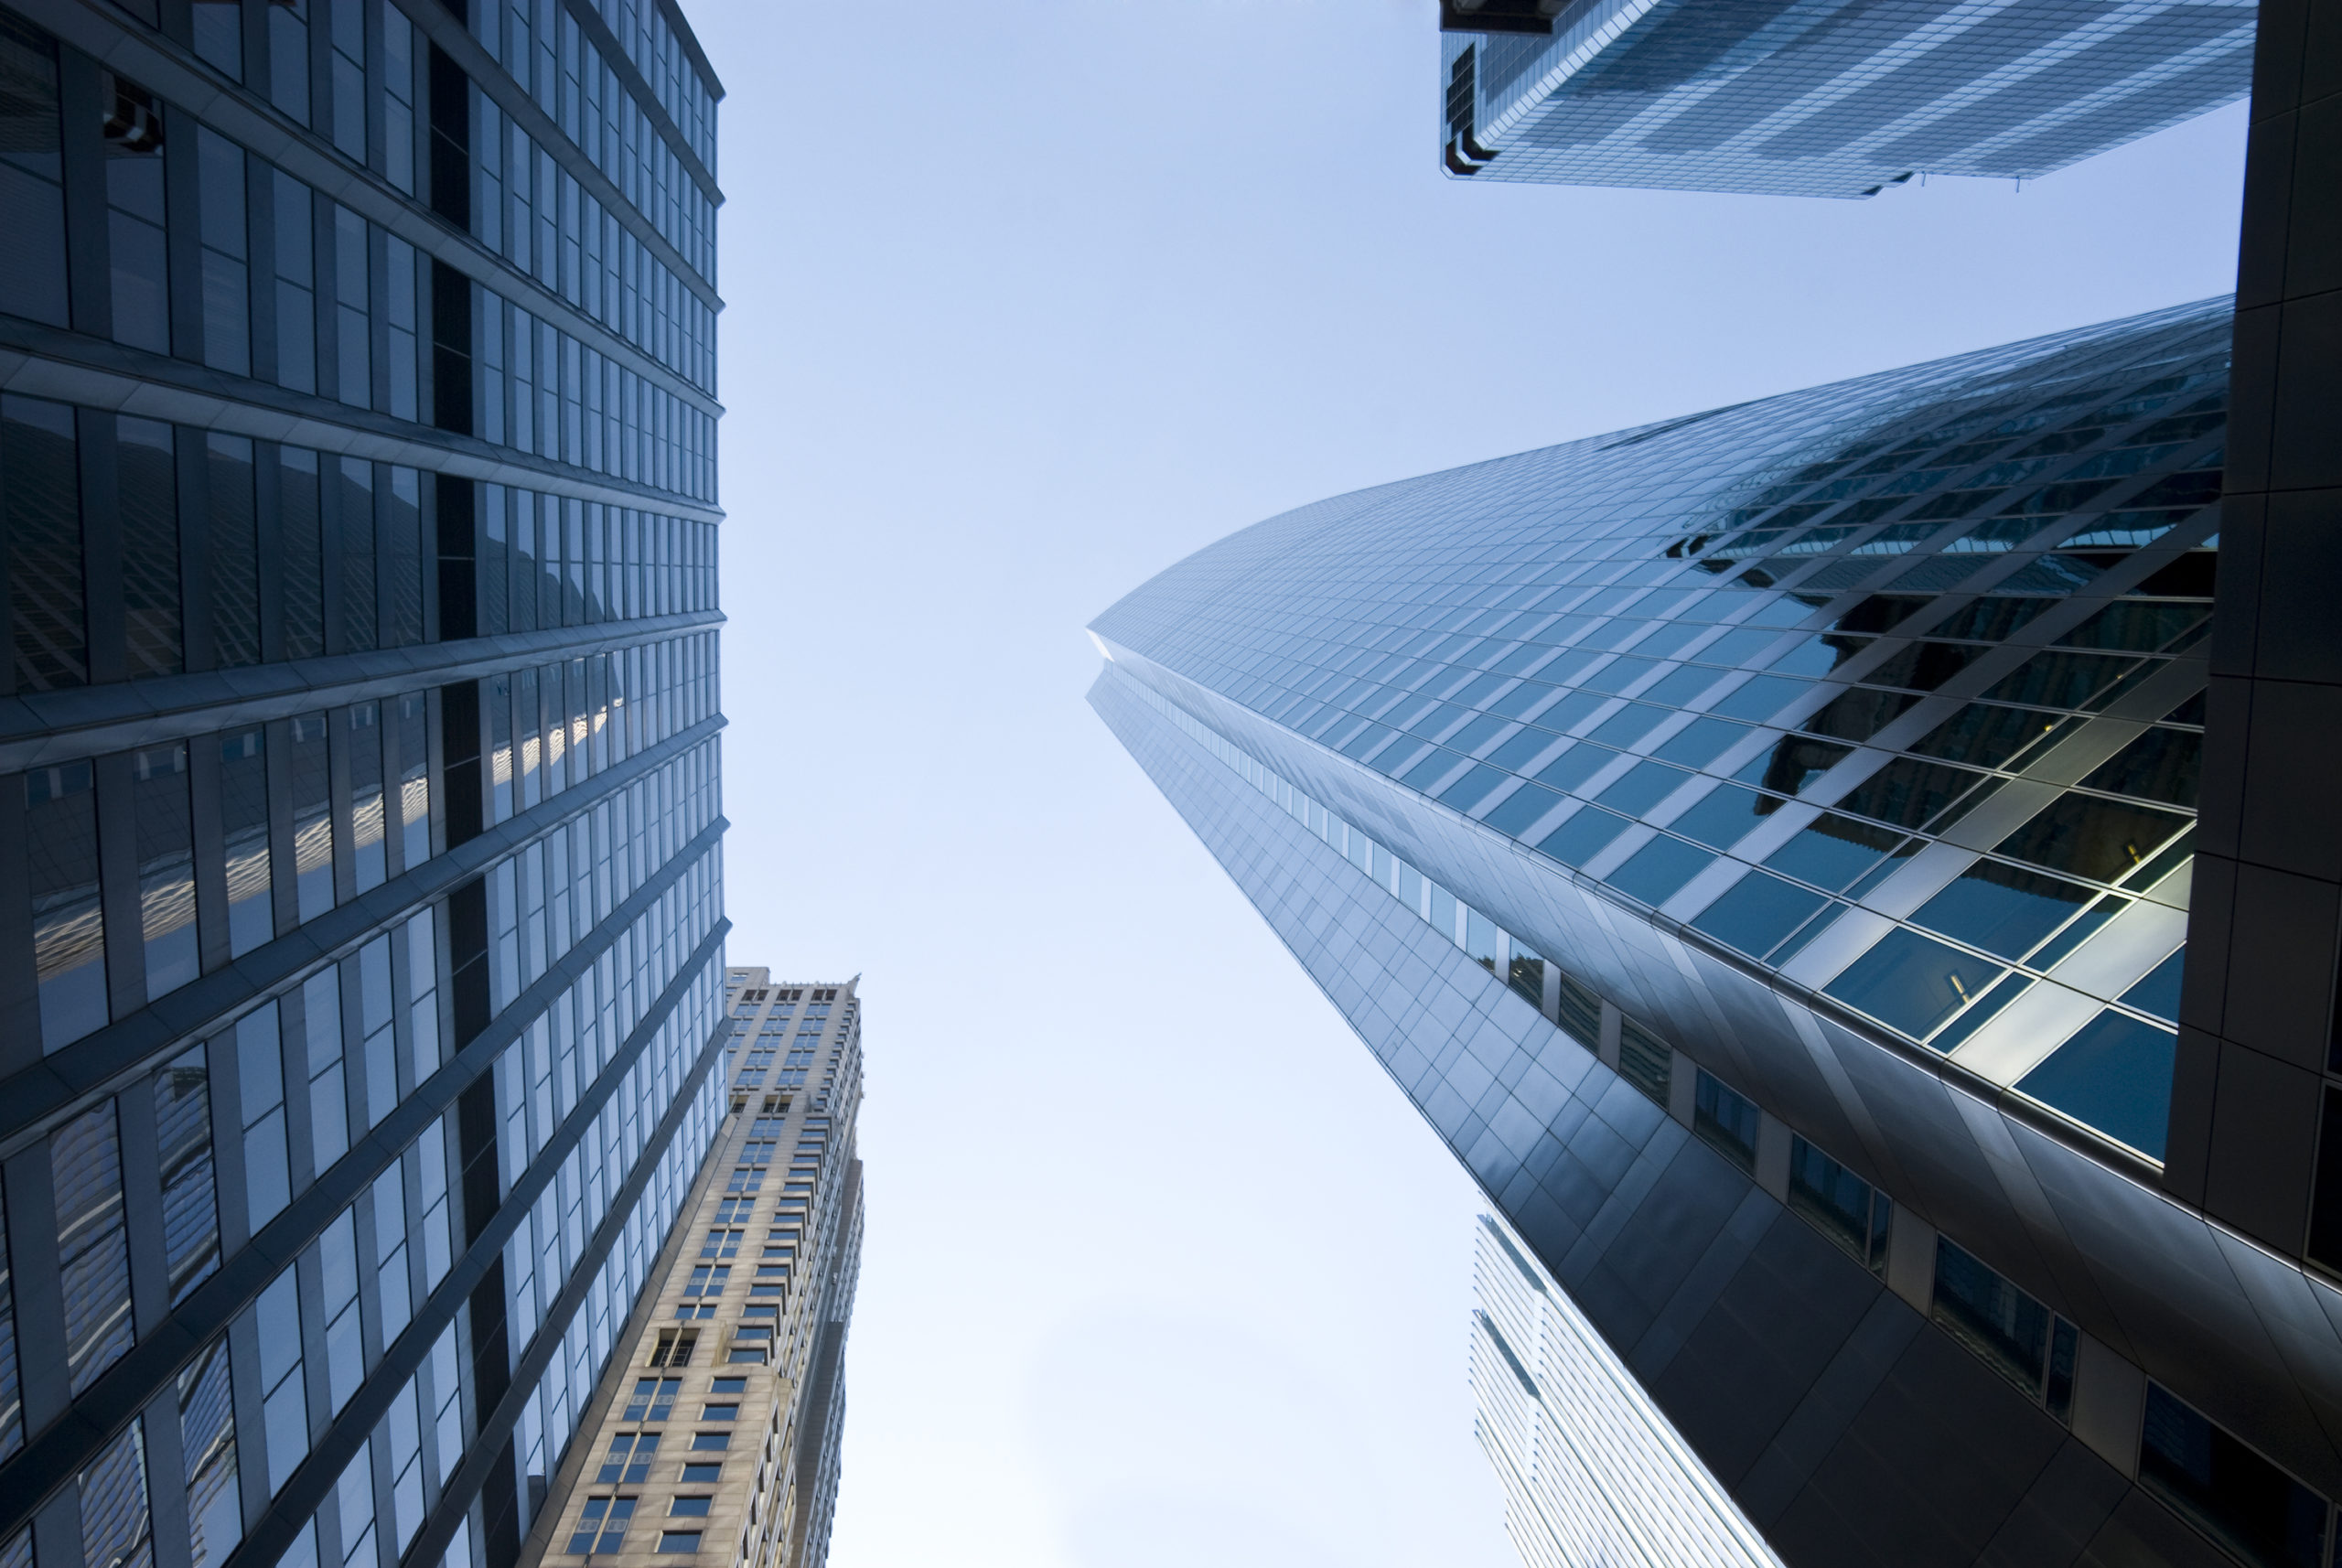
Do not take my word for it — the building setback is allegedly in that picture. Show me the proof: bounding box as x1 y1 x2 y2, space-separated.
0 9 730 1568
521 971 862 1568
1089 274 2340 1566
1439 0 2257 195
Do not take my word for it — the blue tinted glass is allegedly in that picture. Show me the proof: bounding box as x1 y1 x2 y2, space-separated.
2016 1011 2175 1159
2120 950 2186 1021
1538 808 1629 869
1826 929 2006 1038
1911 861 2096 960
1711 673 1808 721
1607 837 1714 907
1670 783 1778 849
1691 873 1827 959
1596 761 1692 815
1927 972 2030 1053
1653 714 1748 766
1441 764 1508 811
1534 745 1615 793
1588 702 1669 747
1483 773 1563 832
1766 815 1907 892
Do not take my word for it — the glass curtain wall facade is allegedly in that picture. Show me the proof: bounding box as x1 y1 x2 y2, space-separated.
521 970 863 1568
0 8 729 1568
1089 296 2342 1568
1438 0 2256 194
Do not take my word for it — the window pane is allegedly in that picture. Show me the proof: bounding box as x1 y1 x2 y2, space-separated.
0 13 70 328
28 761 107 1049
133 743 198 996
118 418 182 678
3 395 85 691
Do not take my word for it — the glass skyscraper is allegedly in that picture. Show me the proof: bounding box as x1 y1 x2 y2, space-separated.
0 8 729 1568
1439 0 2256 194
1088 289 2342 1567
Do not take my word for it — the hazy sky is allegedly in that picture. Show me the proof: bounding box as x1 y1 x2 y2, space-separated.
680 4 2250 1564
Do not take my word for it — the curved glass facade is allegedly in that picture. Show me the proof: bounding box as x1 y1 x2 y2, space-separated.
1096 296 2222 1165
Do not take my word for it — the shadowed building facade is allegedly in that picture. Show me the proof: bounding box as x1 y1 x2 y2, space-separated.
1090 276 2342 1567
521 971 863 1568
0 6 731 1568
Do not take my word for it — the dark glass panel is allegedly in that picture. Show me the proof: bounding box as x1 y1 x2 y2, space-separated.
1996 792 2191 883
102 75 169 352
1740 734 1851 795
1692 1069 1758 1173
1832 595 1935 636
1862 639 1986 692
2079 727 2199 809
1789 1135 1888 1273
3 395 85 690
132 743 197 995
385 467 423 647
1982 648 2141 710
1691 872 1828 961
1932 1236 2048 1398
271 172 314 393
2139 1384 2328 1568
280 448 324 658
27 761 105 1048
1910 702 2065 768
1617 1020 1670 1108
118 418 182 678
2058 599 2208 652
289 714 333 921
1910 860 2095 961
2016 1010 2175 1159
337 457 375 651
1824 929 2004 1038
1799 686 1920 744
1710 673 1807 721
205 435 259 667
1832 756 1995 832
1928 596 2055 641
0 12 69 328
220 728 270 955
194 128 249 375
349 704 384 893
1767 634 1869 677
396 693 429 867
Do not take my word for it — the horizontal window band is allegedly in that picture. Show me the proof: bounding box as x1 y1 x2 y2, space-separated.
0 325 724 517
0 714 725 1149
0 822 731 1541
0 612 722 772
27 0 720 321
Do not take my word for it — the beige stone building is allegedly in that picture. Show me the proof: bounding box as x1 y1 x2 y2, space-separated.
521 970 865 1568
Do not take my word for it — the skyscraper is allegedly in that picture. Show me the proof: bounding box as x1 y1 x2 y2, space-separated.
523 971 864 1568
1471 1210 1778 1568
0 8 729 1568
1439 0 2257 194
1088 289 2342 1566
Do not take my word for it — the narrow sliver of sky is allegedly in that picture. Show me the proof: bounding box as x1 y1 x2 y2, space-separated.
685 3 2249 1564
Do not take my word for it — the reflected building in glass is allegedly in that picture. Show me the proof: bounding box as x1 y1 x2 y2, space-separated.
0 6 730 1568
522 970 864 1568
1438 0 2256 194
1089 288 2342 1566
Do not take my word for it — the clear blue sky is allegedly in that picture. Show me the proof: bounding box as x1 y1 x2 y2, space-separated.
683 3 2249 1563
